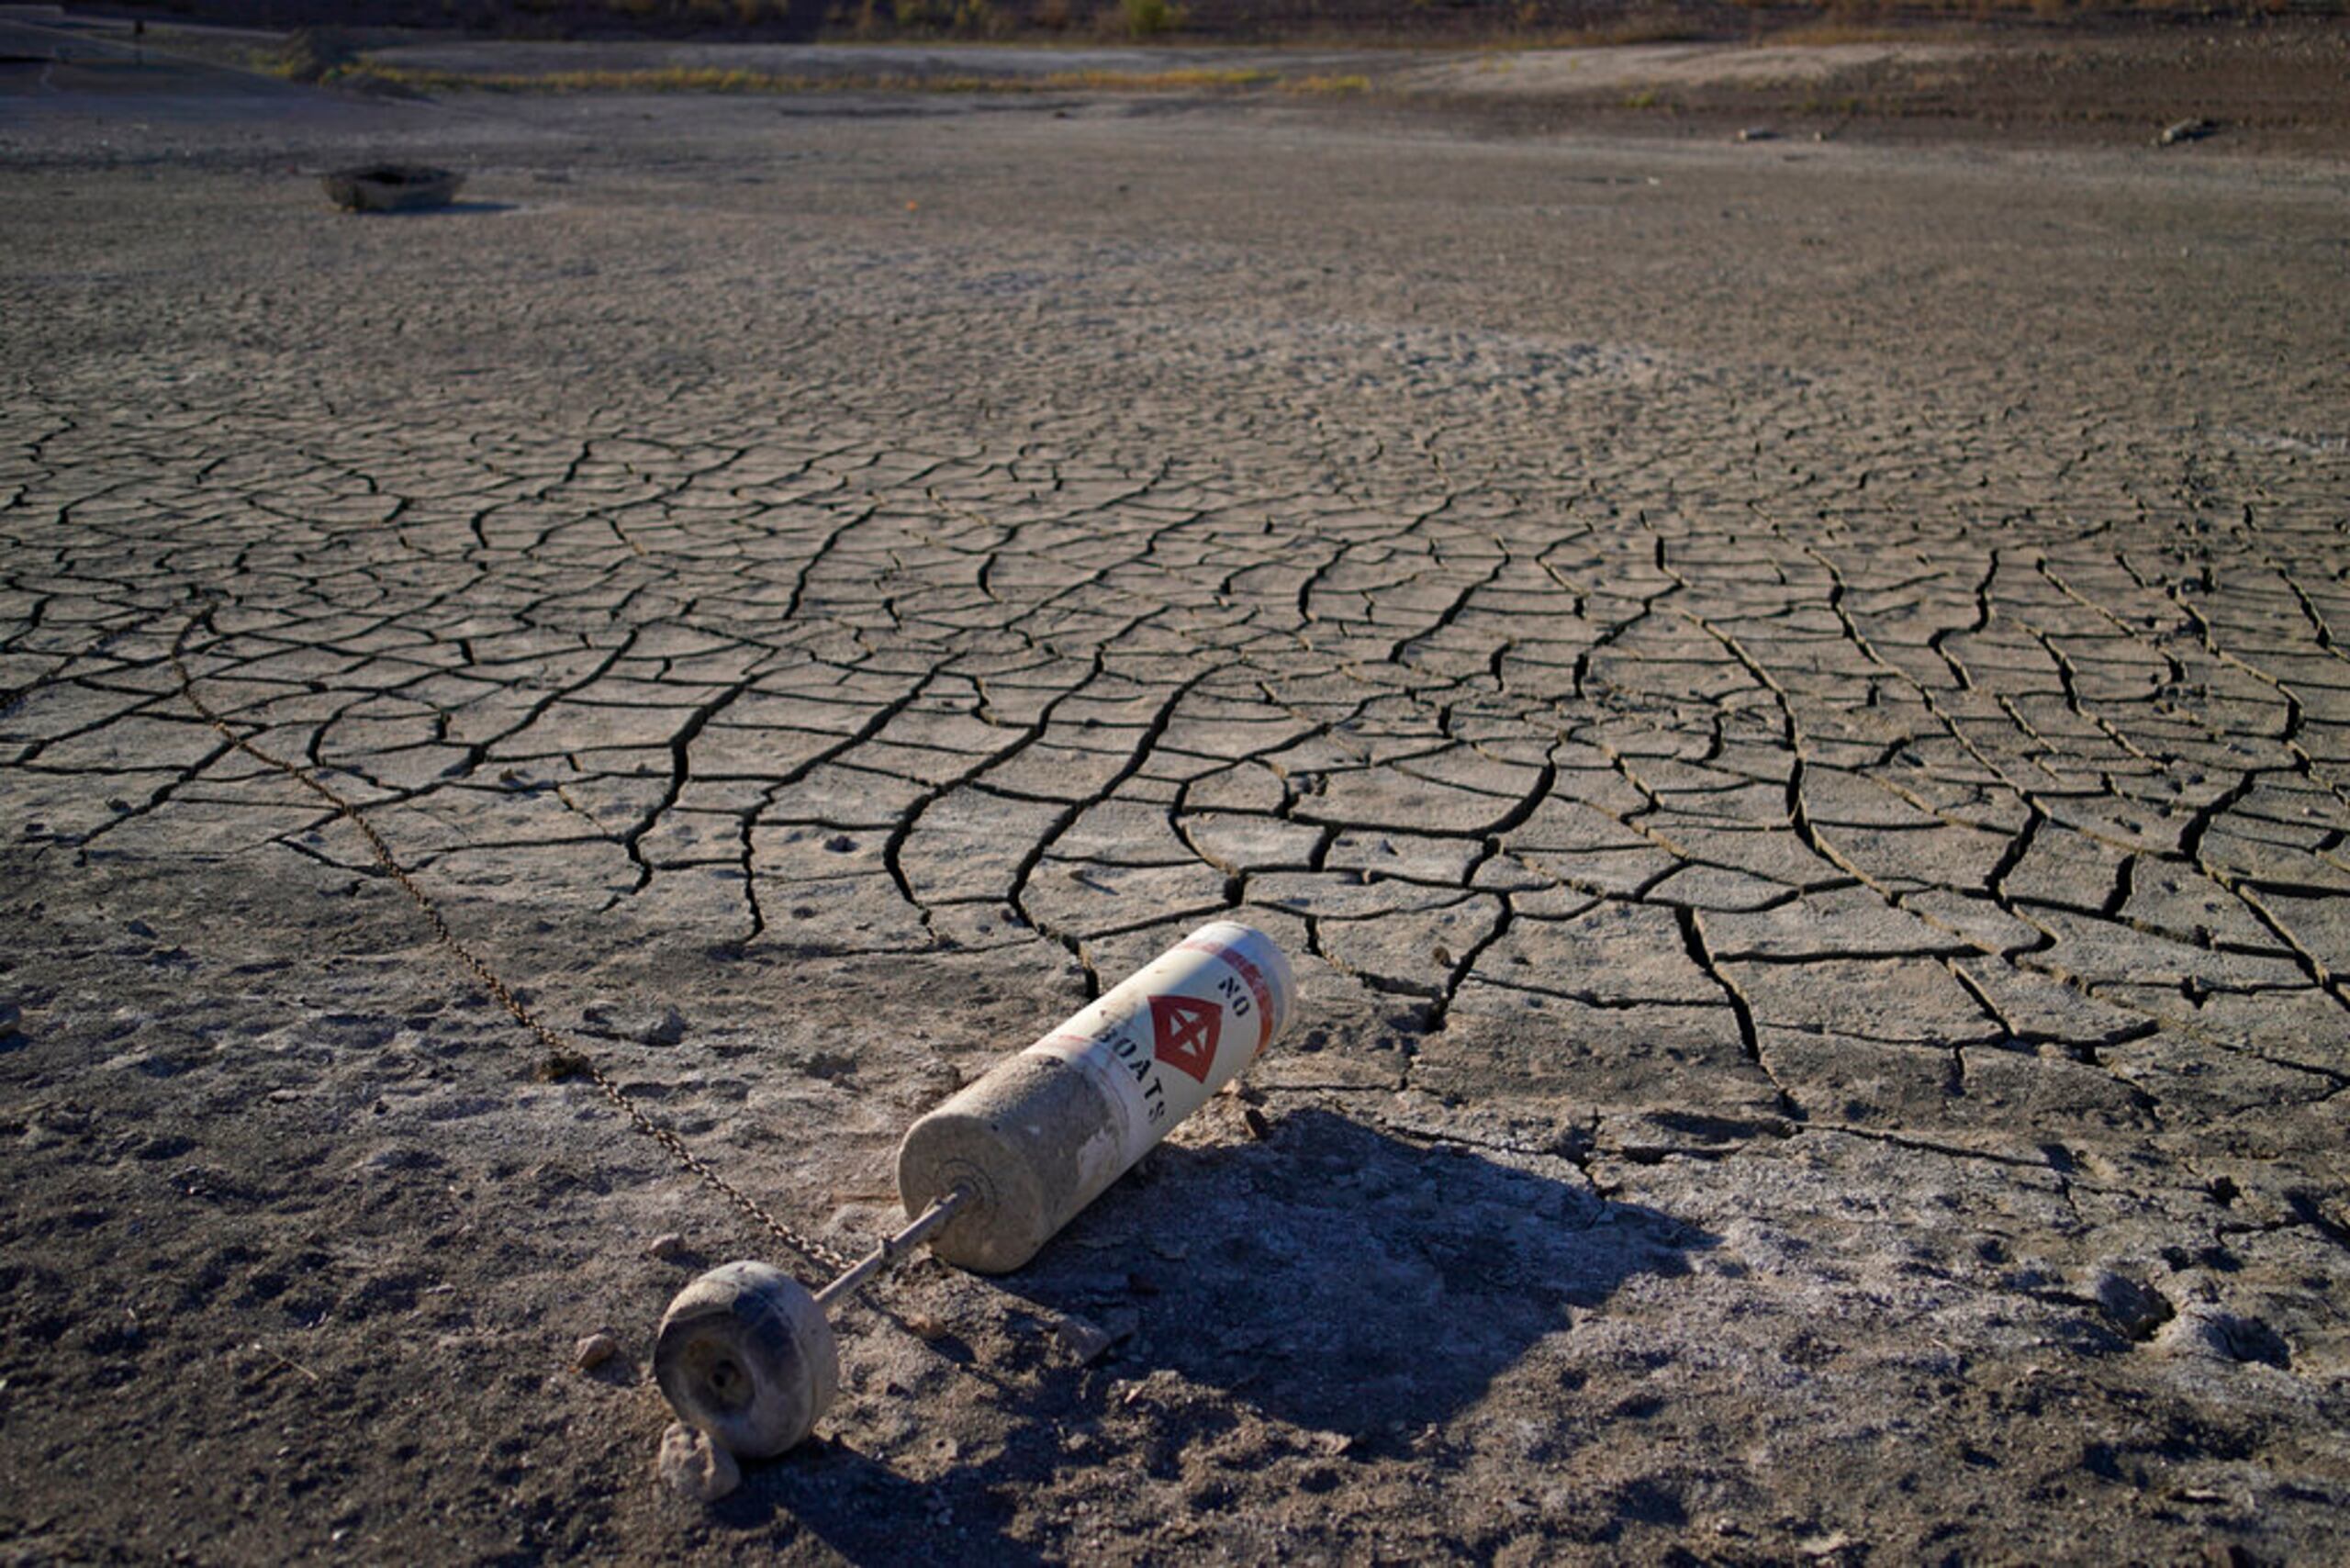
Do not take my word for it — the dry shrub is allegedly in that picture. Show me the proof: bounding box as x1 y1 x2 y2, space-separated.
1119 0 1184 38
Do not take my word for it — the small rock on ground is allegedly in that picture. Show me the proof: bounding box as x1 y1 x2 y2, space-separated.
2154 1305 2290 1366
2089 1269 2175 1340
657 1422 741 1504
573 1331 621 1372
1054 1312 1115 1365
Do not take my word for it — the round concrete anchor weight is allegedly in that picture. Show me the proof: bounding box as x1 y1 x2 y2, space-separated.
653 1261 839 1459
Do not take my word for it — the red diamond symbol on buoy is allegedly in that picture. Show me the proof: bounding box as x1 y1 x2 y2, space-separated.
1149 993 1221 1083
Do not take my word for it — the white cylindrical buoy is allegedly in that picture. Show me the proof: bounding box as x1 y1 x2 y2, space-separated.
654 922 1297 1462
897 920 1296 1273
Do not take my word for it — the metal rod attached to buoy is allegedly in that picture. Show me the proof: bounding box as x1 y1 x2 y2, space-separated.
654 921 1298 1460
811 1183 972 1311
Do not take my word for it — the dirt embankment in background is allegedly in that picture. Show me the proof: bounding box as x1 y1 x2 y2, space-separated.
73 0 2350 156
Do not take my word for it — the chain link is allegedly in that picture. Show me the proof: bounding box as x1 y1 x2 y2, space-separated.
172 611 856 1282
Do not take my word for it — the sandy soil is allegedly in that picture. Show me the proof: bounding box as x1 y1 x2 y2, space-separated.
358 38 1396 78
1393 39 1973 95
4 28 2350 1566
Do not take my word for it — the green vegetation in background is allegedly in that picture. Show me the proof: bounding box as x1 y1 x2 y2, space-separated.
329 58 1371 91
1119 0 1185 36
606 0 2337 34
253 27 356 82
209 0 2346 58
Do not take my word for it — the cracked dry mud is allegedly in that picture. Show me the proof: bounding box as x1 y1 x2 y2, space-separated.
3 84 2348 1564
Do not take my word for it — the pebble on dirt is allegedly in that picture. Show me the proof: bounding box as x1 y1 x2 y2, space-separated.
581 1000 688 1046
2089 1269 2176 1340
646 1233 687 1262
1053 1312 1116 1365
656 1422 741 1504
573 1331 621 1372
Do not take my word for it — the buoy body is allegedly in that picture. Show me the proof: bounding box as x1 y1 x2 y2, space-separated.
897 920 1296 1273
654 923 1299 1464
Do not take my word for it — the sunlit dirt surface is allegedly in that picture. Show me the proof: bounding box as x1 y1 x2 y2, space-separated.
4 50 2348 1564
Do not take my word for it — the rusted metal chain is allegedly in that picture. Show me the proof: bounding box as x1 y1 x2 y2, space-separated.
170 610 854 1282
